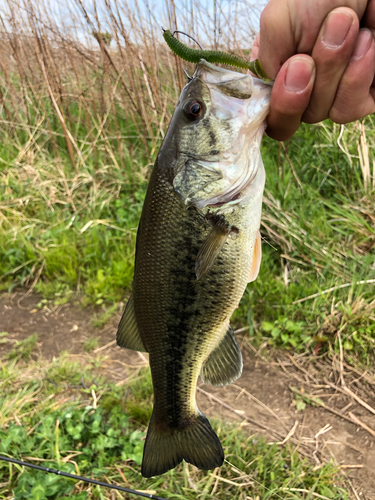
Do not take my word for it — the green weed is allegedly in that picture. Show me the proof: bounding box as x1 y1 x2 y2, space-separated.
290 387 325 412
6 334 39 362
261 318 311 349
0 332 9 345
0 354 349 500
83 337 100 353
91 305 118 329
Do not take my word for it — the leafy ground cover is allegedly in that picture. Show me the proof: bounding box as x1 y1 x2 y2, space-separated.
0 342 351 500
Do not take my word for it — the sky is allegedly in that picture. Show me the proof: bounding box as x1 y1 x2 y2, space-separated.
0 0 267 47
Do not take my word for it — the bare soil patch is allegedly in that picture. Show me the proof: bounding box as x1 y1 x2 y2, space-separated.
1 292 375 499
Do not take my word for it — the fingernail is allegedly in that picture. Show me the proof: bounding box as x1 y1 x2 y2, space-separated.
351 29 373 59
284 57 314 92
322 11 353 48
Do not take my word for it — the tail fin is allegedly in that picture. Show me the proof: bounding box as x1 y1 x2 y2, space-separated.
141 411 224 477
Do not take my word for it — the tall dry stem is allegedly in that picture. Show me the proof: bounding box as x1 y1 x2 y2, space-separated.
0 0 263 165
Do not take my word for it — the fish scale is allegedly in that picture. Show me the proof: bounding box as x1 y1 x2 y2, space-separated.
116 60 271 477
135 167 240 411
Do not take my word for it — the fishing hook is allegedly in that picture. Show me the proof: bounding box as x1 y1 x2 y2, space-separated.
161 26 203 50
182 67 193 81
172 30 204 50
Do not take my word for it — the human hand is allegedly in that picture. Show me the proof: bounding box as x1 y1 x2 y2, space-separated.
252 0 375 140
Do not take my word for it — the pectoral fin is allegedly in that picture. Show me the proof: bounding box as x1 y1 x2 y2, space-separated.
248 230 262 283
200 325 243 387
116 294 147 352
195 219 231 280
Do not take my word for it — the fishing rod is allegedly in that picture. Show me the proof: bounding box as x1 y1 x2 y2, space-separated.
0 455 166 500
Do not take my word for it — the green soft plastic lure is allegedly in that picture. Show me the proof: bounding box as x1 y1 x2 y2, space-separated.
163 29 272 82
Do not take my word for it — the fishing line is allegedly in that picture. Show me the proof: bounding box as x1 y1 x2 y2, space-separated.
1 454 295 499
0 455 166 500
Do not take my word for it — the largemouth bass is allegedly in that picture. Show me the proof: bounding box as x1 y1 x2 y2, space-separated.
117 60 271 477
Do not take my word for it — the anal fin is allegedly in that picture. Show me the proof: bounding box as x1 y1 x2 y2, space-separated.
116 294 147 352
200 325 242 387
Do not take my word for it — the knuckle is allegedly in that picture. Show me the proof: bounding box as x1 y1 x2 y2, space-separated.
260 1 281 31
328 106 353 124
302 104 325 124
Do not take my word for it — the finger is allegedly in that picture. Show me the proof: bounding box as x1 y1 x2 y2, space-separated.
266 55 316 141
257 0 368 79
302 7 359 124
364 0 375 28
257 0 296 78
329 29 375 123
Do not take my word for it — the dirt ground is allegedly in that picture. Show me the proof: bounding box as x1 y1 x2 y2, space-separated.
1 292 375 499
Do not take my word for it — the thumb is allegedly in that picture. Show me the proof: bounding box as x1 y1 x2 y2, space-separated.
266 55 316 141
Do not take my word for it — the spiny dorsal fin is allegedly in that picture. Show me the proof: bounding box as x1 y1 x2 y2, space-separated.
195 219 231 280
248 230 262 283
116 294 147 352
200 324 243 387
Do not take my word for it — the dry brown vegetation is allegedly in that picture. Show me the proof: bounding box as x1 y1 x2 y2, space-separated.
0 0 374 350
0 0 263 166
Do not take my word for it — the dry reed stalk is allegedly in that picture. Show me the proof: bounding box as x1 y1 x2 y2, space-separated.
166 0 183 92
36 49 78 172
358 122 371 190
0 0 273 284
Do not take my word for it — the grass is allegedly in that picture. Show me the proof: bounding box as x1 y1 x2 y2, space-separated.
0 0 375 497
0 351 350 500
231 120 375 364
91 304 119 329
5 334 39 362
83 336 100 352
0 149 148 304
1 119 375 362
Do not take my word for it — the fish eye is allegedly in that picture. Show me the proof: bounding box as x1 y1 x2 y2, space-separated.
183 100 204 120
